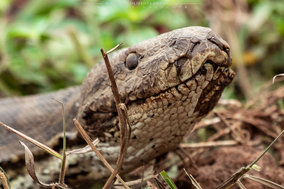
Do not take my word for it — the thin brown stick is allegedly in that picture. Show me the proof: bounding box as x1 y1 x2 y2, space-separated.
243 174 284 188
73 119 130 189
192 117 221 131
100 45 122 104
216 112 247 144
113 175 157 186
184 168 202 189
175 148 197 170
0 171 9 189
100 45 132 189
215 167 249 189
52 98 67 186
106 43 123 54
58 153 67 185
141 163 144 189
180 140 238 148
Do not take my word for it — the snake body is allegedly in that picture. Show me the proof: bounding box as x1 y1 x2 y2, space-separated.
0 26 235 188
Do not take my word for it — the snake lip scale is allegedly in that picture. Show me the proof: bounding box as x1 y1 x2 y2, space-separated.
0 26 235 188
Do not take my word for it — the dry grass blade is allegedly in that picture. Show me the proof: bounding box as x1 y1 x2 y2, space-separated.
0 122 62 160
151 175 168 189
193 117 221 131
73 118 130 189
183 168 202 189
66 139 100 155
123 175 165 189
236 180 246 189
243 174 284 189
180 140 238 148
216 127 284 189
59 154 67 186
147 180 159 189
106 43 123 54
141 164 145 189
216 112 247 144
215 167 249 189
246 129 284 169
55 184 70 189
0 167 10 189
273 73 284 84
19 141 55 188
51 98 67 185
113 175 158 187
101 45 132 189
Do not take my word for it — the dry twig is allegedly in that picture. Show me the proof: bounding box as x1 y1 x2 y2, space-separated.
73 119 130 189
100 44 132 189
180 140 238 148
0 169 9 189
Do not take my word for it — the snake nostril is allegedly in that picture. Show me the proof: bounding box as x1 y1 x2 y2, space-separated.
200 65 207 75
206 60 218 71
139 54 144 61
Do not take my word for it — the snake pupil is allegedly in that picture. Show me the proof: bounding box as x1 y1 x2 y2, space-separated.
126 53 138 70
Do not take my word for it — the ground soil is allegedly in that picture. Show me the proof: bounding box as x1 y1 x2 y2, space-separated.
175 145 284 189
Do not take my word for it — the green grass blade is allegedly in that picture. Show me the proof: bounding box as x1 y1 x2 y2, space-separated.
247 129 284 169
160 170 178 189
52 98 67 185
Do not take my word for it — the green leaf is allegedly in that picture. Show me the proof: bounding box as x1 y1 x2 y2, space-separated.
252 164 261 172
160 170 178 189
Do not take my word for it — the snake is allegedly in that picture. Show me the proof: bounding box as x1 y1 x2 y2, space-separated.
0 26 235 188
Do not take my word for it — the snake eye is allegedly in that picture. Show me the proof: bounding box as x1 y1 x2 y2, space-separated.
126 53 138 70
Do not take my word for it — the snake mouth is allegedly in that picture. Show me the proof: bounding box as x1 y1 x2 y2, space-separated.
129 57 235 113
82 57 234 129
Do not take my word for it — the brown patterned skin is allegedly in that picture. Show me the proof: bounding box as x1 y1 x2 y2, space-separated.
0 26 235 188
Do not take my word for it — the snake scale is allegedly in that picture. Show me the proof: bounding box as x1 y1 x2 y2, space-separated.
0 26 235 188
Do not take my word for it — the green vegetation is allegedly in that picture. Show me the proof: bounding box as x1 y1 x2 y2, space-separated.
0 0 283 99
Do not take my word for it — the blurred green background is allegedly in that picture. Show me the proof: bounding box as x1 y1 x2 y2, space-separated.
0 0 283 101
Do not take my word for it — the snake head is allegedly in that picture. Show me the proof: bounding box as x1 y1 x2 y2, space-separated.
126 26 233 96
78 26 235 138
